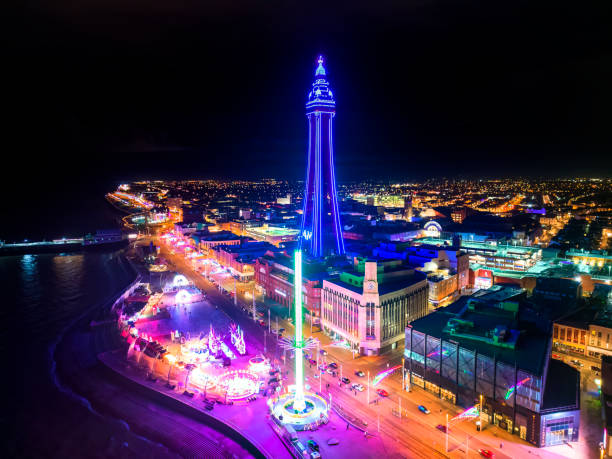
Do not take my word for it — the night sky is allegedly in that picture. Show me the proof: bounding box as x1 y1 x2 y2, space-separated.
6 1 612 193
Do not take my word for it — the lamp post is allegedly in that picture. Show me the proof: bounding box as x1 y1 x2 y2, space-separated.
367 370 370 404
252 284 257 321
445 413 449 452
402 357 405 391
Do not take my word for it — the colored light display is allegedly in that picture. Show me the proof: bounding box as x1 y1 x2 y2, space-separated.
172 274 189 287
504 376 531 400
299 56 345 257
329 339 352 350
230 323 246 355
450 404 480 422
373 364 402 386
217 370 259 401
294 250 306 411
175 289 191 304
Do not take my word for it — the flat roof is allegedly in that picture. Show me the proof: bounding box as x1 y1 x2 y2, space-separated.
247 226 299 236
409 291 550 375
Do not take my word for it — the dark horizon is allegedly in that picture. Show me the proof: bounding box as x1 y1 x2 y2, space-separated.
4 0 612 227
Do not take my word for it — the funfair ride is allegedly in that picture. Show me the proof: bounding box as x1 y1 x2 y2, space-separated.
269 250 328 429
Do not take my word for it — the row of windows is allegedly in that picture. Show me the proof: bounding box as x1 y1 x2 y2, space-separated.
406 329 542 412
553 325 587 345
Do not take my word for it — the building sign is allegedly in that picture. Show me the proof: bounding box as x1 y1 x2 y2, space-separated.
475 268 493 289
424 221 442 238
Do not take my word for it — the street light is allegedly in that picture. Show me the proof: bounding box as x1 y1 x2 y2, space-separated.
445 413 449 452
367 370 370 404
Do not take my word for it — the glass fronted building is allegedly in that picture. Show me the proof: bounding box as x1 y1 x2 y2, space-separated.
404 286 580 447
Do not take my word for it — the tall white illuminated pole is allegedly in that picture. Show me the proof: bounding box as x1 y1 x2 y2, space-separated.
293 250 306 411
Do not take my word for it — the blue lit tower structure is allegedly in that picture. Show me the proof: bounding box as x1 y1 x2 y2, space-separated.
300 56 345 258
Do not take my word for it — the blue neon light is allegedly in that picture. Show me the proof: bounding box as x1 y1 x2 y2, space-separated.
301 56 345 257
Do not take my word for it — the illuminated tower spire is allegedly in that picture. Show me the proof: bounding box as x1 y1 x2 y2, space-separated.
300 55 345 257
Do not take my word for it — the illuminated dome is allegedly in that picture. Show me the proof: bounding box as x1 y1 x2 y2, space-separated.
306 55 335 112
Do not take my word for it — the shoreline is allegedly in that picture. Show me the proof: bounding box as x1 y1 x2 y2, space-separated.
52 250 263 458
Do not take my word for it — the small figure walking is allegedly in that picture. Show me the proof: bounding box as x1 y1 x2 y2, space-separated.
346 423 350 430
364 430 367 439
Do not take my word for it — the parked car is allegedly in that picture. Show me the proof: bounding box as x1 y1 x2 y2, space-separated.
418 405 430 414
340 376 350 385
436 424 447 433
478 449 494 458
354 370 365 377
376 389 389 397
307 440 319 452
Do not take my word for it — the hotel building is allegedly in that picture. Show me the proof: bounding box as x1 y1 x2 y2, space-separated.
321 259 428 355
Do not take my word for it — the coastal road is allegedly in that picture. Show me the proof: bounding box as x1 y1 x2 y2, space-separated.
157 239 559 458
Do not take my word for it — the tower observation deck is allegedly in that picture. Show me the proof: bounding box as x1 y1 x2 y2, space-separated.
299 56 345 258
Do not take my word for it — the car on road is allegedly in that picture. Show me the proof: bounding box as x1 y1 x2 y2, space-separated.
328 362 338 369
326 367 335 375
376 389 389 397
436 424 447 433
340 376 350 385
478 449 494 458
570 359 583 367
418 405 430 414
307 439 319 452
351 383 365 392
319 349 328 356
354 370 365 377
552 353 561 359
308 358 317 366
318 364 327 371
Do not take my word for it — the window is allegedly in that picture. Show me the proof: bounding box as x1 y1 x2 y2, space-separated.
553 326 559 339
560 328 566 341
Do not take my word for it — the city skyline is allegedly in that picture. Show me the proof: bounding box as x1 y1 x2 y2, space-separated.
5 2 612 458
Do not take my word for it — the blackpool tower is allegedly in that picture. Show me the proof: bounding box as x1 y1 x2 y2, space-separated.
299 56 345 258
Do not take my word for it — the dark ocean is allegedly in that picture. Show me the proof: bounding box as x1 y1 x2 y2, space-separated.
0 187 143 456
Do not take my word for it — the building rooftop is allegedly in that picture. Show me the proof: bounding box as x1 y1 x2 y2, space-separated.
409 286 550 375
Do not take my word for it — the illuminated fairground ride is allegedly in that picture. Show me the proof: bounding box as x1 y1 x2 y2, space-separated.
268 250 328 430
217 369 261 401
